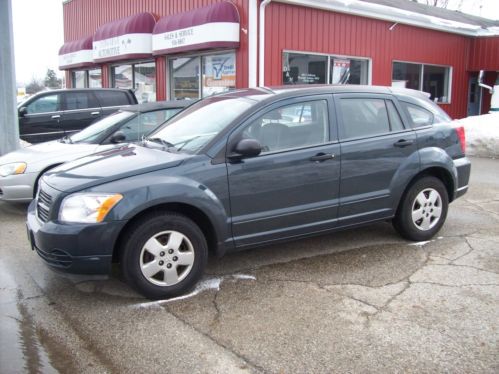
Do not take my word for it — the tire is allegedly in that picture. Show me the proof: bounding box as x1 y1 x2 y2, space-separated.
393 176 449 241
120 211 208 300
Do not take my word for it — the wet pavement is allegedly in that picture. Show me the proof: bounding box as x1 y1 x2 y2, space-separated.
0 157 498 373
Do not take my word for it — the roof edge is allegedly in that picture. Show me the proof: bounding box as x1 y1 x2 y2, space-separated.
277 0 499 37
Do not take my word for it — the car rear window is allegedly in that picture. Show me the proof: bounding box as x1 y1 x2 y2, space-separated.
64 92 98 110
401 102 434 127
95 91 133 107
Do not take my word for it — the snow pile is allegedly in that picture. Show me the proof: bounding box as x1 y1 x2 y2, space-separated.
452 113 499 158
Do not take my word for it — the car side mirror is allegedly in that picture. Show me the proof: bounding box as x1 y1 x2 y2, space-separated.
110 131 126 144
230 138 262 159
19 107 27 117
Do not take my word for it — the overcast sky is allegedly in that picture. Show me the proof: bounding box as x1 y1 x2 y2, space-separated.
11 0 499 86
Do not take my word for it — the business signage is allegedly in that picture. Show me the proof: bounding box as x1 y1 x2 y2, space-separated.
153 22 239 55
93 33 152 63
59 49 93 70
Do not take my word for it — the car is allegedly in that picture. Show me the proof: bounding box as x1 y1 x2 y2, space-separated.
17 88 138 144
0 101 189 202
26 85 471 300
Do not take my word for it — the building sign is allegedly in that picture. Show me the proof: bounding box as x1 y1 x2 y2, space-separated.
93 34 152 62
153 22 239 55
59 49 93 70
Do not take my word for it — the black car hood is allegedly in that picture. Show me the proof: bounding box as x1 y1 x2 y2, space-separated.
43 144 189 193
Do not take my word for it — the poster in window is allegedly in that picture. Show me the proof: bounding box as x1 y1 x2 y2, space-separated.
202 53 236 97
331 59 351 84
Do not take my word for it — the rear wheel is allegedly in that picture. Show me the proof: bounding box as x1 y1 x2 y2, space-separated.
121 212 208 299
393 176 449 241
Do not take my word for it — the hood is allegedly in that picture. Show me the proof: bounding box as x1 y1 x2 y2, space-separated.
0 141 99 171
43 144 189 193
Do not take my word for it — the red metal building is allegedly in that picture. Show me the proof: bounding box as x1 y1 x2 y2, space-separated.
59 0 499 118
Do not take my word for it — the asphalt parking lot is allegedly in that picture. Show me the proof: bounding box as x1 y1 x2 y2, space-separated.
1 157 498 373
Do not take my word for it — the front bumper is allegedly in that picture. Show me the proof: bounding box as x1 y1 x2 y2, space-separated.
0 172 36 202
26 200 126 275
453 157 471 199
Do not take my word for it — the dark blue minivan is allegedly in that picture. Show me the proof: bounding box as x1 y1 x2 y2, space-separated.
26 86 471 299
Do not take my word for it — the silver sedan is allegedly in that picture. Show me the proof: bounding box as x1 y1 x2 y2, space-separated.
0 101 188 202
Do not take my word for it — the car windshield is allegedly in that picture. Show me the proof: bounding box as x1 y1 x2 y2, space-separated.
147 97 255 153
70 111 135 143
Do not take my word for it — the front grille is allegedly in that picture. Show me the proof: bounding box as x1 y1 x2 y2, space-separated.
37 189 53 223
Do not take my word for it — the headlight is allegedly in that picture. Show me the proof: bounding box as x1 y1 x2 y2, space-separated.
59 193 123 223
0 162 27 177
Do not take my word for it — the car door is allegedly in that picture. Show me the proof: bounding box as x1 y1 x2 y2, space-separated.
95 90 135 118
18 93 64 143
334 93 418 226
226 96 341 248
60 91 102 136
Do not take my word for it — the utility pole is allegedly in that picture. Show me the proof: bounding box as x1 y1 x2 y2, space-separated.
0 0 19 156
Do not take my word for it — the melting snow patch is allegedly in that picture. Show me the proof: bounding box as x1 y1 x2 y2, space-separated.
409 240 433 247
132 274 255 309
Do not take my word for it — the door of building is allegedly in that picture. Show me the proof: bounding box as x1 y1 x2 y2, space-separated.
467 73 482 116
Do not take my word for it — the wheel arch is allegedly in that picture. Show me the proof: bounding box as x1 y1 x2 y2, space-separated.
112 202 219 264
395 166 455 216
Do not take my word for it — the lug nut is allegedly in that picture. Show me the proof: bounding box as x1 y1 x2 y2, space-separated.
167 263 172 268
173 256 178 262
159 260 164 266
160 251 165 257
168 249 174 254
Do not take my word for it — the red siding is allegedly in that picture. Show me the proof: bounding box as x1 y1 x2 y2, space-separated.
264 2 473 119
469 36 499 71
63 0 249 95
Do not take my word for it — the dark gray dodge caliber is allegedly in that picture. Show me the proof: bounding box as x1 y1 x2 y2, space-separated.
27 86 471 299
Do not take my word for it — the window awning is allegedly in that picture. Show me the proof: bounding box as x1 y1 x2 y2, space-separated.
93 12 156 63
58 36 94 70
152 2 240 55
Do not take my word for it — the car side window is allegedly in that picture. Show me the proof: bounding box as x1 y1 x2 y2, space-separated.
339 98 392 139
402 102 434 127
386 100 405 132
95 91 130 107
64 92 98 110
243 100 329 153
118 109 182 141
26 94 61 114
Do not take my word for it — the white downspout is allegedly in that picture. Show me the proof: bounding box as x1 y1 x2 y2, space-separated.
259 0 272 87
248 0 258 88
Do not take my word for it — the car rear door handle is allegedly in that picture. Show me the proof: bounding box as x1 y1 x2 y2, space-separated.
91 111 100 116
394 139 414 148
310 153 335 162
51 115 60 119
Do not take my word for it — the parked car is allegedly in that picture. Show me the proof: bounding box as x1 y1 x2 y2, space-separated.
0 101 189 202
26 86 470 300
17 88 138 144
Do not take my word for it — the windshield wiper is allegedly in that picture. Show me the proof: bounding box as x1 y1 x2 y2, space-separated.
61 135 73 144
174 135 202 151
145 137 175 150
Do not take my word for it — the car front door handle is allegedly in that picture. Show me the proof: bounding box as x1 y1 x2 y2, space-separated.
91 111 100 116
310 153 335 162
51 115 60 119
394 139 414 148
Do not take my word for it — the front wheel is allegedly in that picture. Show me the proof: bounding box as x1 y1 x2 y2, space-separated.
393 176 449 241
120 212 208 300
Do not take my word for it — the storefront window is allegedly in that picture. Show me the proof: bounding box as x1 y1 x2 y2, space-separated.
111 65 133 89
202 53 236 97
134 62 156 103
72 71 87 88
392 62 451 103
282 52 369 85
170 52 236 100
111 62 156 103
171 57 200 100
283 53 327 84
88 69 102 88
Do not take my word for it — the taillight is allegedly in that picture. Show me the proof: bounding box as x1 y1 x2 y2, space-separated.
455 126 466 154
